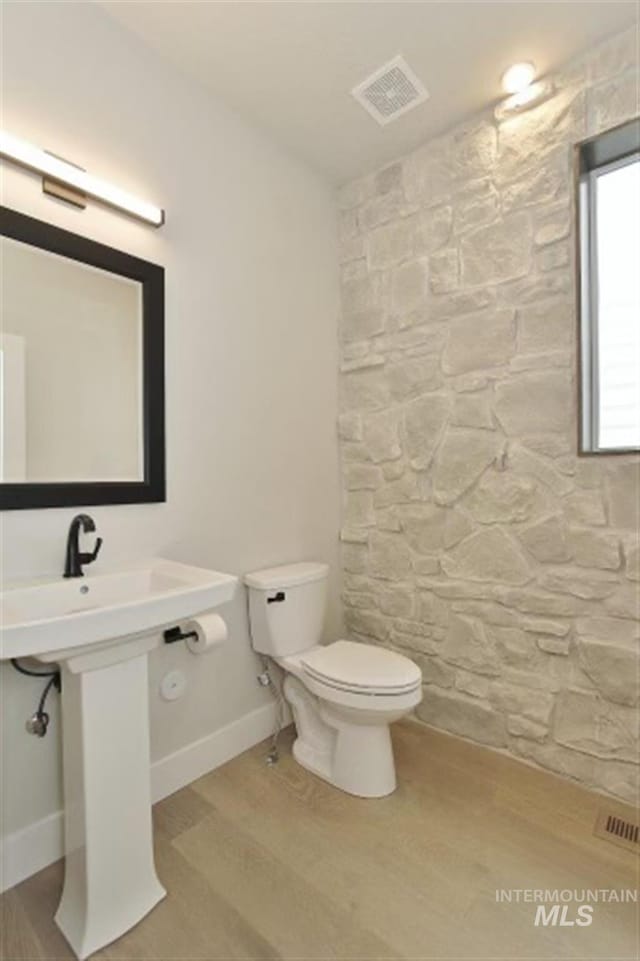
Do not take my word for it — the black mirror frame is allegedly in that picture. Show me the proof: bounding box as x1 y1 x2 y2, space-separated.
0 206 165 510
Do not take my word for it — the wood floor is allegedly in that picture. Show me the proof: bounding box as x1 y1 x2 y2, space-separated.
2 720 638 960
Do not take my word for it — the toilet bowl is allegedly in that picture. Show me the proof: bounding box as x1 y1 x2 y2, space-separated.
245 562 422 798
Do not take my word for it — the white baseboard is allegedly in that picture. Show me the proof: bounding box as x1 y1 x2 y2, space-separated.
0 702 278 894
150 701 278 802
0 811 64 896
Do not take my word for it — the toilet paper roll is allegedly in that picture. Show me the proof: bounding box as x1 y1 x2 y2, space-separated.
184 613 228 654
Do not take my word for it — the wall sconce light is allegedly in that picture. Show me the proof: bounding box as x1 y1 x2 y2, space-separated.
501 62 536 94
495 61 554 121
0 131 165 227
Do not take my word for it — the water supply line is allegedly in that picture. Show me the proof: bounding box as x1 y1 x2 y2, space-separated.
245 590 288 764
258 657 287 764
10 658 61 737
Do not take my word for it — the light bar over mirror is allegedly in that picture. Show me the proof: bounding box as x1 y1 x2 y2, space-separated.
0 131 165 227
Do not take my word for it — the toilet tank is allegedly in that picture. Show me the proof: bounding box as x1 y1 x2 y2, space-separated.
244 562 329 656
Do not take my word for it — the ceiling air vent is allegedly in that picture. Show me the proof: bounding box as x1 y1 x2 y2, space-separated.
351 55 429 126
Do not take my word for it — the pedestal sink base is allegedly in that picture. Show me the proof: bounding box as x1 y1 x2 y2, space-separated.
55 636 166 959
56 880 166 961
1 559 238 959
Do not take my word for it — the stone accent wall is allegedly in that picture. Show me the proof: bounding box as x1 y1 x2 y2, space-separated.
336 27 639 802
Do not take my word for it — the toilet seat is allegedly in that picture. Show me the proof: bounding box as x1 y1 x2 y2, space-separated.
301 640 422 696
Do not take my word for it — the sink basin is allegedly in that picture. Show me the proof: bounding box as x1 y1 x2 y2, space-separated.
0 558 237 660
0 557 238 959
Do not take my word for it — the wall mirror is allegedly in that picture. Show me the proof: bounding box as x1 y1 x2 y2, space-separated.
577 118 640 454
0 207 165 509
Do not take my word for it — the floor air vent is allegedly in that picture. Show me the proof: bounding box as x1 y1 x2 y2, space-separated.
351 55 429 126
594 806 640 853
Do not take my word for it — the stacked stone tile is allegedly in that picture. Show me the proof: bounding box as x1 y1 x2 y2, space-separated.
337 27 639 802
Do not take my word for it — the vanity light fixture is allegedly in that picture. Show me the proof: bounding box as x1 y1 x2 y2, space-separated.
0 131 164 227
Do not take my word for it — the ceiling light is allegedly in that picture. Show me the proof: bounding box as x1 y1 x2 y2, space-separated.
501 62 536 94
0 131 164 227
495 80 555 121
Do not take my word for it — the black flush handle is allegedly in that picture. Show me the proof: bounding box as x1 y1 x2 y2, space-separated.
267 592 286 604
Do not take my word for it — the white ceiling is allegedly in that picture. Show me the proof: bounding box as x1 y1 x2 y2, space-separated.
101 1 637 184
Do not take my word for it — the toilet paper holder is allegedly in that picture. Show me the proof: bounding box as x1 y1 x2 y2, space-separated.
163 625 197 645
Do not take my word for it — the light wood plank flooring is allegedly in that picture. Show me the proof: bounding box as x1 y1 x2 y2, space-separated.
2 721 638 960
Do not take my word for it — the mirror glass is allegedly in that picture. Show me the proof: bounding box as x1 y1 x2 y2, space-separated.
1 237 143 482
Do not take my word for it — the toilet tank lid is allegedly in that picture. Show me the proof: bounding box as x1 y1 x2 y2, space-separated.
244 561 329 590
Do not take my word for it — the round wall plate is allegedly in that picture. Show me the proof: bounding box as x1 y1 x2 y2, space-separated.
160 669 186 701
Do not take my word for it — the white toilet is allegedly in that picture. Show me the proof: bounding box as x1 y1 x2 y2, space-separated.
245 561 422 798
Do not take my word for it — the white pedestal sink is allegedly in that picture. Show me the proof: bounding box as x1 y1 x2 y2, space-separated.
0 559 237 959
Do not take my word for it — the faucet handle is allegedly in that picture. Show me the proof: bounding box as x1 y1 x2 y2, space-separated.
91 537 103 562
80 537 103 566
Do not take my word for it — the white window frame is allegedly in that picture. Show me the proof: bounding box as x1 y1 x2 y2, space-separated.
578 119 640 454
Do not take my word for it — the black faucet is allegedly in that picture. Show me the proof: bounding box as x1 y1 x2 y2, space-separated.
64 514 103 578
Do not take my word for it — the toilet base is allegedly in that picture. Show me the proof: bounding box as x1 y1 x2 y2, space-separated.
284 675 397 798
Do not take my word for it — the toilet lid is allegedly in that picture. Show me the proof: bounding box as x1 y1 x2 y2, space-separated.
301 640 422 694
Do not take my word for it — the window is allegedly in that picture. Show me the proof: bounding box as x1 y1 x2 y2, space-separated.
578 118 640 453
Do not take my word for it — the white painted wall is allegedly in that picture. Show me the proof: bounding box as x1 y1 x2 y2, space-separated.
0 0 341 855
0 333 27 481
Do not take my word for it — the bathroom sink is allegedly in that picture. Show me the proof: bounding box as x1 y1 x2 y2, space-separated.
0 557 237 959
0 558 237 661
